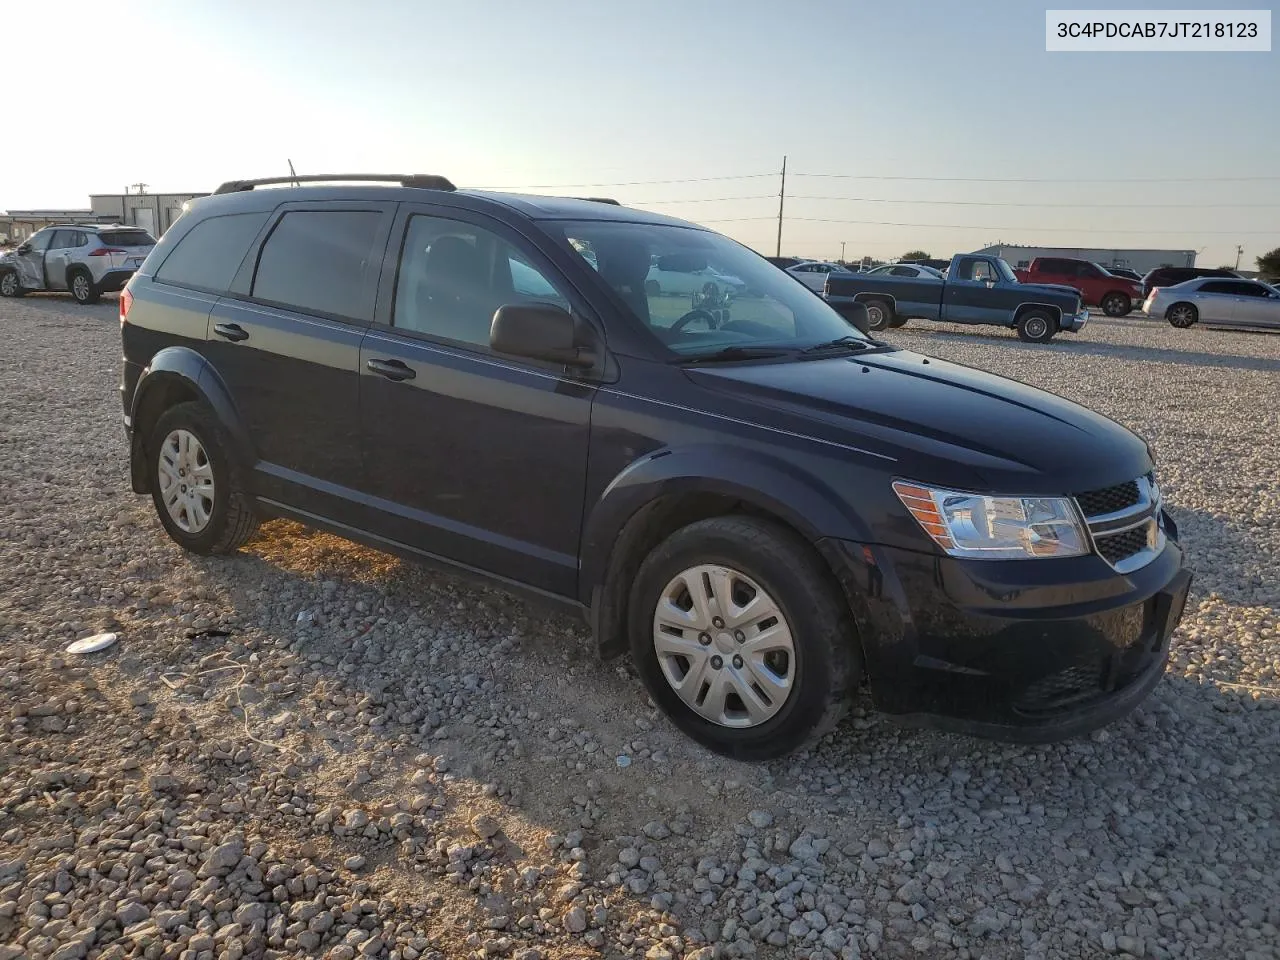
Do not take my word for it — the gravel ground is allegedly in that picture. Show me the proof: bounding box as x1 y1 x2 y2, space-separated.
1 296 1277 960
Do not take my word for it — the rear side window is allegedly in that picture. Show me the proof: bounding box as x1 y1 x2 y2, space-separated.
1199 281 1236 294
99 229 155 247
155 212 268 293
252 211 382 321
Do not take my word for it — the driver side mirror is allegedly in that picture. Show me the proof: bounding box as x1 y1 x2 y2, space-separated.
490 303 596 368
16 243 31 255
984 278 996 288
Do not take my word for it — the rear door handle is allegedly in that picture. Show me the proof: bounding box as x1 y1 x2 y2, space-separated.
213 322 249 342
366 358 416 381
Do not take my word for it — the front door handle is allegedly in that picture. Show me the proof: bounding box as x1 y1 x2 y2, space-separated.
366 358 416 381
213 322 249 342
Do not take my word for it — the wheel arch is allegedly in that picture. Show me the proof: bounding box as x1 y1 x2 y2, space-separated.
128 347 253 494
581 446 873 659
1013 301 1063 328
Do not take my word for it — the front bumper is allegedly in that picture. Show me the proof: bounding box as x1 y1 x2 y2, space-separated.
819 518 1190 742
1062 308 1089 332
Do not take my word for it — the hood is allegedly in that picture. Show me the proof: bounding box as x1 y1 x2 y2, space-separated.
690 349 1150 493
1016 281 1081 302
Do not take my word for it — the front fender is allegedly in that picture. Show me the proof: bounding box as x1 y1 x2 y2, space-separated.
128 347 253 491
579 443 873 603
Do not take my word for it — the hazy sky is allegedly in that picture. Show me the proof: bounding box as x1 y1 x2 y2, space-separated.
6 0 1278 266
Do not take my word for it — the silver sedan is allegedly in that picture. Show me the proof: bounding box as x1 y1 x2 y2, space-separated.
1143 277 1280 330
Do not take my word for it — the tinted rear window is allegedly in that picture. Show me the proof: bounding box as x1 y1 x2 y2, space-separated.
251 210 382 321
154 213 269 292
99 230 155 247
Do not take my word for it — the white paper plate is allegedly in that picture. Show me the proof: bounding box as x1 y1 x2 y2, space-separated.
65 632 119 654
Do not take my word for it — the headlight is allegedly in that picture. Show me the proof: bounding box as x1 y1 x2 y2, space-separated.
893 481 1088 560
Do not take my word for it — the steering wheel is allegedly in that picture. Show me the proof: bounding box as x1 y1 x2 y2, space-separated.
669 308 719 334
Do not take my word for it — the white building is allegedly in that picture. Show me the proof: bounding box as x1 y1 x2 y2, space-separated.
972 244 1196 274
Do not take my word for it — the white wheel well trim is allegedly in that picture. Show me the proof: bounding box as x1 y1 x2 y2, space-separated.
853 292 896 312
1014 302 1063 326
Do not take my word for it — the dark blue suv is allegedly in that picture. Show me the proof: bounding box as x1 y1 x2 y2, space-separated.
119 174 1191 760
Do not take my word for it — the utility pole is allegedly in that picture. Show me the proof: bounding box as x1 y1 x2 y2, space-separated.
288 159 300 187
775 155 787 257
1235 245 1243 270
130 182 148 195
840 240 846 262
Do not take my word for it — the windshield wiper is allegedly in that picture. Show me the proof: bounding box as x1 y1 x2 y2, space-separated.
797 336 881 357
670 345 796 366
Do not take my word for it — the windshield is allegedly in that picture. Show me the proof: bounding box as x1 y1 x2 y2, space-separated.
554 220 870 356
994 258 1018 283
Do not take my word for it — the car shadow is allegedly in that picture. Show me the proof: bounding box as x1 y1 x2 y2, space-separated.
93 499 1275 955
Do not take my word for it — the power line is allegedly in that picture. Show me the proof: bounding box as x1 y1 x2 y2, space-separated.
696 215 1276 235
478 173 775 189
632 194 1280 209
792 172 1280 183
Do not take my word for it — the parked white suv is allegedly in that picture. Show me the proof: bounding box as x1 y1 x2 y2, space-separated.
0 223 156 304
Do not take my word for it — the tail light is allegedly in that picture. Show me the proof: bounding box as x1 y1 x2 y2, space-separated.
88 247 127 257
119 286 133 327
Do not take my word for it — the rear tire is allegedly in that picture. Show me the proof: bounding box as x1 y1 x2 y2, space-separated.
863 298 895 332
69 269 100 305
628 516 859 761
1166 303 1198 328
1015 309 1057 343
1101 292 1132 317
0 269 23 298
147 401 259 555
888 316 909 328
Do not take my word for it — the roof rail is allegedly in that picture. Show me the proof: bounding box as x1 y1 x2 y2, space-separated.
213 173 456 195
575 196 620 205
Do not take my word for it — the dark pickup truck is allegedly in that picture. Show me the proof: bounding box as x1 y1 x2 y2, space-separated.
824 253 1089 343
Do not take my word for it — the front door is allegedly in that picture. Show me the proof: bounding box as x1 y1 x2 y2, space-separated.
42 230 78 290
358 205 596 597
204 202 395 518
944 257 1014 324
14 229 52 290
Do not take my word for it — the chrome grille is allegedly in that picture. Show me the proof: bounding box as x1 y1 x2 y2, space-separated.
1096 526 1151 565
1075 480 1141 517
1075 475 1164 573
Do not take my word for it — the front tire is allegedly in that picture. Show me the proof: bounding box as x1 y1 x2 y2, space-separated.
863 298 895 332
69 269 100 305
1016 309 1057 343
1101 292 1132 317
888 316 909 328
1166 303 1198 328
629 516 859 761
147 401 259 555
0 269 24 298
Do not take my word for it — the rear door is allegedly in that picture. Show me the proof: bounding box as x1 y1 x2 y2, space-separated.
1193 281 1239 323
205 202 395 517
357 204 597 596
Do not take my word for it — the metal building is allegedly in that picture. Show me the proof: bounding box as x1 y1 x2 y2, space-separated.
972 244 1197 274
90 191 207 238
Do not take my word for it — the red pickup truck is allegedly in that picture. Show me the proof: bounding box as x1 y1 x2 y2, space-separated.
1014 257 1145 317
